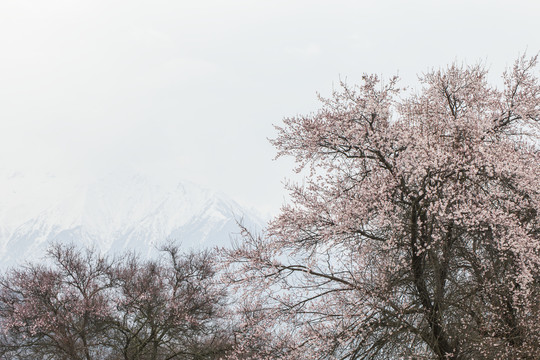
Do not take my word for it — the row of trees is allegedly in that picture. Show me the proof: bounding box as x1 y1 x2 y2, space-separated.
0 244 233 360
1 55 539 359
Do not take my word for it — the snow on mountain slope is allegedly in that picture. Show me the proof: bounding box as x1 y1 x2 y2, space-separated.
0 173 266 268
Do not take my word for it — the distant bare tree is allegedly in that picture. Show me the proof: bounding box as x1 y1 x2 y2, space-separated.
109 246 232 360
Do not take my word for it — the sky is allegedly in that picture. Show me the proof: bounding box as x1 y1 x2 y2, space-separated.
0 0 539 216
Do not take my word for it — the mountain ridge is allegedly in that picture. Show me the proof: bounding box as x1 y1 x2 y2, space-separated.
0 173 266 268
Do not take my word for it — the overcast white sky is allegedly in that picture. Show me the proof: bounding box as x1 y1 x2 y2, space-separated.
1 0 539 215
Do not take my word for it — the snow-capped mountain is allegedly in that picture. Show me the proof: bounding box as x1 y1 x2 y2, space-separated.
0 172 266 268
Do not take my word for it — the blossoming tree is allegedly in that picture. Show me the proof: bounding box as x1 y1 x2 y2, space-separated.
0 244 232 360
0 244 114 360
227 55 540 359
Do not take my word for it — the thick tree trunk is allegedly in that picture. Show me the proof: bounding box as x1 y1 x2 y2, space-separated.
410 203 457 360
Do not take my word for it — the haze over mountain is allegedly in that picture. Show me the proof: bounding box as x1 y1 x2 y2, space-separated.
0 172 266 268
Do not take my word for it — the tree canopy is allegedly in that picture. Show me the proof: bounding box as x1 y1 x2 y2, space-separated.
226 55 540 359
0 244 233 360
